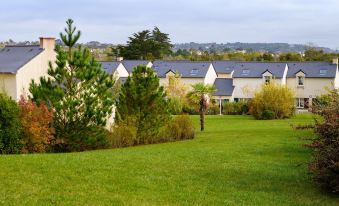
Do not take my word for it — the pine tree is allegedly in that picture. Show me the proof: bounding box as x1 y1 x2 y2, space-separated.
30 19 119 151
116 65 170 143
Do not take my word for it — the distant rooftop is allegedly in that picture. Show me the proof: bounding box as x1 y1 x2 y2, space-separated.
100 61 121 74
121 60 150 73
152 60 211 78
213 78 234 96
233 62 287 78
286 62 337 78
212 61 239 74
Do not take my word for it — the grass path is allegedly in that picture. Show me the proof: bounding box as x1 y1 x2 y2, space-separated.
0 115 338 205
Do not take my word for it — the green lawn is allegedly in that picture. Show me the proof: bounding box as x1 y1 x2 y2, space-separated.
0 115 338 205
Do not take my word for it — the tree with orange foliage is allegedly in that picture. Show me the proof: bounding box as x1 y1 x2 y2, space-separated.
18 97 54 153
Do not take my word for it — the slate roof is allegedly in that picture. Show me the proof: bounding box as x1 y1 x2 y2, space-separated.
233 62 287 78
212 61 239 74
100 61 121 74
213 78 234 96
286 62 337 78
152 60 212 78
0 45 44 74
122 60 150 73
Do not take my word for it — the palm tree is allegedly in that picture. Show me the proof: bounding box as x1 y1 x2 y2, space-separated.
188 83 216 131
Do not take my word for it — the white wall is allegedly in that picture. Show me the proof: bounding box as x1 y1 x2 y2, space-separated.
204 64 217 85
115 63 129 78
286 77 336 98
0 74 17 100
16 47 56 101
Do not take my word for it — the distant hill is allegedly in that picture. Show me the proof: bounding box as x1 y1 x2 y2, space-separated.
173 42 335 53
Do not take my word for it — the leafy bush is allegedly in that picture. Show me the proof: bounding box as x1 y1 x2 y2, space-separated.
110 115 195 148
308 89 339 194
168 97 184 115
223 101 249 115
109 122 137 148
54 125 109 152
0 93 22 154
249 83 295 119
19 97 55 153
163 115 195 140
207 99 219 115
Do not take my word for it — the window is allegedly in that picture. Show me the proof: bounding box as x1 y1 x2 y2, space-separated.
264 76 271 84
190 69 199 76
297 76 304 86
296 98 305 108
242 69 250 75
319 69 327 75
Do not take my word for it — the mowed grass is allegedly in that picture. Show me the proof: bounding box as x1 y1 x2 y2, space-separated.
0 115 338 206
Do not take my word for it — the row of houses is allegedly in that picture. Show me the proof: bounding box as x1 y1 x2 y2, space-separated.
102 59 339 110
1 38 338 112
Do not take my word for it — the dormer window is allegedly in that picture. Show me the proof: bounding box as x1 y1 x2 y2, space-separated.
242 69 249 75
190 69 199 75
297 76 304 86
319 69 327 75
264 76 271 84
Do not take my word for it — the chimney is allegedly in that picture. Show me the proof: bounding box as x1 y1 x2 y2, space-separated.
116 57 123 61
332 58 338 65
39 37 55 51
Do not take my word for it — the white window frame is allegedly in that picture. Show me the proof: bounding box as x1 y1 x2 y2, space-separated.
296 98 305 108
297 76 304 86
264 76 271 84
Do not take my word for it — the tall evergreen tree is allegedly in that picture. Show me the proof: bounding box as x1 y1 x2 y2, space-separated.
30 19 119 151
116 65 170 142
118 27 172 60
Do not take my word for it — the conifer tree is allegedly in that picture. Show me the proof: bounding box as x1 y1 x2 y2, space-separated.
30 19 119 151
116 65 169 143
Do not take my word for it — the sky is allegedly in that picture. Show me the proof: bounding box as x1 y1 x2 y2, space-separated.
0 0 338 48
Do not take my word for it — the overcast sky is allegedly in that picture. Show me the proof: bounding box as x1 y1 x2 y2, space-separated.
0 0 338 48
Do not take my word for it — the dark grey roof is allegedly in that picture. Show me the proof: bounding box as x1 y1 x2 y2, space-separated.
213 78 234 96
152 60 212 78
286 62 337 78
0 45 44 74
122 60 150 73
100 61 121 74
212 61 239 74
233 62 286 78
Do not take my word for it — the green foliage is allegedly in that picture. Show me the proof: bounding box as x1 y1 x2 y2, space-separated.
116 65 170 143
118 27 172 60
166 74 188 114
163 115 195 141
278 52 303 61
304 47 338 61
223 101 249 115
249 83 295 120
0 93 22 154
188 83 216 131
308 89 339 194
109 122 137 148
18 97 54 153
29 19 118 152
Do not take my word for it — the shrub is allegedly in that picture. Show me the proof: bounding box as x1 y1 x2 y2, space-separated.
54 125 109 152
109 122 137 148
308 89 339 194
0 93 22 154
18 97 54 153
168 97 183 115
249 83 295 119
163 115 195 141
223 101 249 115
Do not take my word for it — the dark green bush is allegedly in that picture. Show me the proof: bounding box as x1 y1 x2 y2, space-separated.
54 125 109 152
223 101 249 115
0 94 22 154
308 89 339 194
261 110 275 120
163 115 195 141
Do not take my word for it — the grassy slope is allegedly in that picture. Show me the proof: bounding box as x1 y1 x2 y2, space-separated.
0 115 338 206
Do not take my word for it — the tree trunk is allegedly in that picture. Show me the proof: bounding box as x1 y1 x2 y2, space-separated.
199 97 205 131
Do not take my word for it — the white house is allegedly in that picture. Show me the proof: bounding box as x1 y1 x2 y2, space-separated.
152 60 217 88
231 62 288 101
0 37 56 101
286 61 339 109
